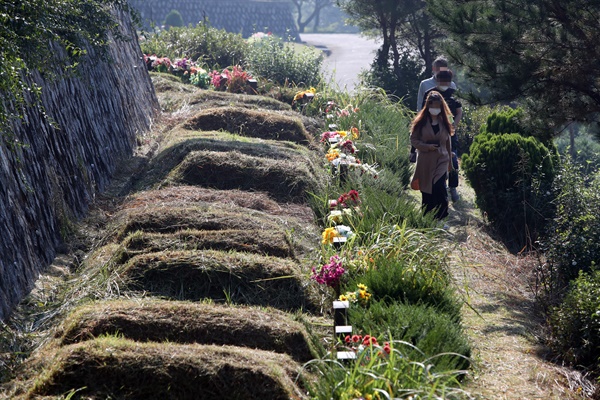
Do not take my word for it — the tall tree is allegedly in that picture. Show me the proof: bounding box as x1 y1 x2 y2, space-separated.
336 0 444 79
336 0 403 71
290 0 333 33
337 0 446 107
428 0 600 134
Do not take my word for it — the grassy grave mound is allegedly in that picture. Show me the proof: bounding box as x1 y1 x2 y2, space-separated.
151 73 292 112
122 186 316 223
185 87 293 112
111 203 286 242
183 106 315 146
56 299 318 362
26 338 306 400
118 250 318 312
166 149 319 203
121 229 294 259
133 131 326 192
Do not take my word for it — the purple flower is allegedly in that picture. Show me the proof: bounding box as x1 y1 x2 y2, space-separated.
311 255 345 287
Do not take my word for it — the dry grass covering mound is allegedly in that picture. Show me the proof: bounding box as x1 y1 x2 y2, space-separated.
151 73 291 113
122 229 294 258
183 106 315 146
56 299 317 362
133 131 325 193
122 186 316 223
112 203 286 242
118 250 318 312
25 337 306 399
186 87 293 112
167 149 319 203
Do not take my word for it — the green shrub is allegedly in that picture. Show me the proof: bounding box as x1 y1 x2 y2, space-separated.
164 9 184 28
549 268 600 371
540 160 600 288
482 107 532 137
246 34 324 86
458 104 509 157
141 24 249 70
462 119 556 249
348 300 471 371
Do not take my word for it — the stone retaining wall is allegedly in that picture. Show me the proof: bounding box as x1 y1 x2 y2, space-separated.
0 7 159 320
128 0 300 41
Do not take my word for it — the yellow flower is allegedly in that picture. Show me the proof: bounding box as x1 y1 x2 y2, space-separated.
359 289 366 299
322 227 339 244
337 130 347 138
357 283 367 291
351 127 359 139
326 148 340 161
339 294 348 301
293 87 316 102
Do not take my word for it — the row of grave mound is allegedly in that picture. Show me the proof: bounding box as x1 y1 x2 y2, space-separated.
10 76 333 399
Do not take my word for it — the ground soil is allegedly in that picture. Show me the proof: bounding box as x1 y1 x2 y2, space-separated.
444 179 596 399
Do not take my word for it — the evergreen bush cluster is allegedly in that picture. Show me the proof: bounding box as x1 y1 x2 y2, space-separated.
246 34 324 87
141 23 249 70
548 268 600 372
462 108 556 249
140 24 325 91
540 160 600 288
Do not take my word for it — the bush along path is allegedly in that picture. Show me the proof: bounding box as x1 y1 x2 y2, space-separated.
0 74 591 399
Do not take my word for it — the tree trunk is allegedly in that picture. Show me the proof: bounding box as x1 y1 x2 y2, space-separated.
569 123 576 160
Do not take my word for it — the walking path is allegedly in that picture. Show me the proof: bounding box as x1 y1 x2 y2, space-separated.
446 182 594 399
300 33 380 91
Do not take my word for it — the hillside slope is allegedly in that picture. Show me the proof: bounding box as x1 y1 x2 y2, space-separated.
1 74 595 399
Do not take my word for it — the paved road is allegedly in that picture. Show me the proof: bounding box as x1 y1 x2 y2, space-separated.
300 33 380 91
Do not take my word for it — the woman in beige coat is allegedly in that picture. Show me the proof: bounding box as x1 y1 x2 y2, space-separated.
410 91 454 220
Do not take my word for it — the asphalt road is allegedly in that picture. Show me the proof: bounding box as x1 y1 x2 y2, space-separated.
300 33 380 91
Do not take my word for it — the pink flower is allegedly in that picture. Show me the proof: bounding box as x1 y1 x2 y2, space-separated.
310 255 345 287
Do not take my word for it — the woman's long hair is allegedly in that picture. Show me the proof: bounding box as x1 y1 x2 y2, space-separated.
411 91 454 135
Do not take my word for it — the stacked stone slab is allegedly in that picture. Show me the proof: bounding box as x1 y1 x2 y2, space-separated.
0 7 159 321
129 0 300 41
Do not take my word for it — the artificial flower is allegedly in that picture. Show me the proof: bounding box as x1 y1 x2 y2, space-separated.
321 227 339 244
326 148 340 161
311 255 344 286
327 210 343 224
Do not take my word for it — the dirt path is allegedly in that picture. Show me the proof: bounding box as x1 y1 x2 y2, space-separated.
445 181 595 399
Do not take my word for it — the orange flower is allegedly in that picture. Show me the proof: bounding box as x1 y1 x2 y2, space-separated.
326 148 340 161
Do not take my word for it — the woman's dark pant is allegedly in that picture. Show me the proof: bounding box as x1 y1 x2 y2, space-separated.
422 173 448 220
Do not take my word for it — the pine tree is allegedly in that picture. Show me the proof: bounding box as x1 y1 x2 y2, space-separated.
428 0 600 135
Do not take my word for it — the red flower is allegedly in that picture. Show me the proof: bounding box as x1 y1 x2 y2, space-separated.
362 335 378 346
345 335 351 343
383 342 391 354
351 335 361 343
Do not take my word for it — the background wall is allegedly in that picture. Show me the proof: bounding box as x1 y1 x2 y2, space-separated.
0 7 159 321
128 0 300 41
